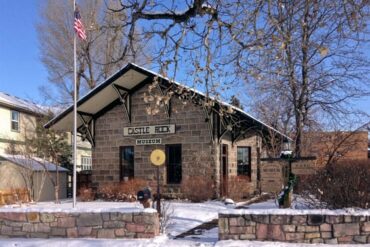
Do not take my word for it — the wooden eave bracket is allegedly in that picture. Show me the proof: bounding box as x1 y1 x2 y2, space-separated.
77 111 95 147
112 84 131 123
203 106 214 142
232 129 244 145
218 115 231 143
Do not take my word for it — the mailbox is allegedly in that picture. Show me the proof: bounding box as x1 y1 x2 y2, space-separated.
137 188 151 200
137 188 152 208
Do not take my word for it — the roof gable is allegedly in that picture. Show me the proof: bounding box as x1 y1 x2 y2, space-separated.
0 92 41 116
45 63 290 142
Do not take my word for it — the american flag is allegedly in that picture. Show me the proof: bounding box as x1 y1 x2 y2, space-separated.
74 6 87 40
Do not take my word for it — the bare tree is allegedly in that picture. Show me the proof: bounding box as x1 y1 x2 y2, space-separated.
38 0 148 105
3 152 48 203
38 0 370 155
238 0 370 156
102 1 269 100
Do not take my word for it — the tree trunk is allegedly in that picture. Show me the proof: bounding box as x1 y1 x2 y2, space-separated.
295 113 303 157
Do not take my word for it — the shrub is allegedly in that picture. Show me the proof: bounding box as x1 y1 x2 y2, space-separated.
97 178 148 202
298 160 370 209
79 187 95 202
181 176 214 202
228 176 251 201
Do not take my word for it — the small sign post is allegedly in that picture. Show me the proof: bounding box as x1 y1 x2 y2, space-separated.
150 149 166 215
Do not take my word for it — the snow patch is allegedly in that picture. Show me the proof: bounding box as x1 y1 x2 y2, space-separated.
0 200 156 214
220 208 370 216
0 154 69 172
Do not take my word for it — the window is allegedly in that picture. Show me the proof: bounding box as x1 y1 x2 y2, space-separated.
166 144 182 184
81 156 92 171
11 110 19 132
120 146 134 181
237 146 251 177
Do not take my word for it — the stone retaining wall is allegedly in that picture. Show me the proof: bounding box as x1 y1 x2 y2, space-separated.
0 211 159 239
219 211 370 244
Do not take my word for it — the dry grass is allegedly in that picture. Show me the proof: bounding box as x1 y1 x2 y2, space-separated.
181 176 214 202
228 175 251 201
298 160 370 209
97 178 148 202
0 188 30 205
78 187 95 202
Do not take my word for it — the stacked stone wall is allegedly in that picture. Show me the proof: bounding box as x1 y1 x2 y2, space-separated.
93 83 217 197
0 210 159 239
221 135 261 195
219 212 370 244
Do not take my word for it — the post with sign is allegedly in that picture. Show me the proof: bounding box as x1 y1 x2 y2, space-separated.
150 149 166 215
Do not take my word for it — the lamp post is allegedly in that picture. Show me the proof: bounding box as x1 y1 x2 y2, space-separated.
150 149 166 215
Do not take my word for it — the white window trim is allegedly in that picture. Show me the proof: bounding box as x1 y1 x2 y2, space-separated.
81 156 92 171
10 110 20 132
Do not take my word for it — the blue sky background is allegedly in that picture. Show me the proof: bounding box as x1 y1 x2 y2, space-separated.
0 1 48 103
0 1 369 114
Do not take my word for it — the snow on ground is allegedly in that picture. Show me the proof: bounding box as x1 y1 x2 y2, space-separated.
163 200 230 237
215 240 370 247
221 205 370 216
0 236 210 247
1 237 369 247
182 227 218 244
223 195 370 216
0 200 155 213
245 199 278 209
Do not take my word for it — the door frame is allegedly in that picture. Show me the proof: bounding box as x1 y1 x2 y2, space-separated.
220 144 228 197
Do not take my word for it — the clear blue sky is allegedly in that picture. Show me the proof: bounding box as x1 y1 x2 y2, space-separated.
0 1 369 114
0 1 47 103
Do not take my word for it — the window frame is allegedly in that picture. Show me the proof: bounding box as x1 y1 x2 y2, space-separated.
237 146 252 177
166 144 182 184
119 146 135 181
81 156 92 171
10 110 20 132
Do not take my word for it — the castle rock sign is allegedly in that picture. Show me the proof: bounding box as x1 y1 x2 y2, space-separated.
124 124 175 136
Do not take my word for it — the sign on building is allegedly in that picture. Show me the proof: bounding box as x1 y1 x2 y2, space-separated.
136 138 162 145
291 160 316 175
260 161 288 193
124 124 175 136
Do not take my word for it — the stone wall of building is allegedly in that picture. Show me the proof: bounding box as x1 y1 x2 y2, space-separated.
219 211 370 244
0 210 159 239
221 134 262 195
92 82 271 198
92 84 217 197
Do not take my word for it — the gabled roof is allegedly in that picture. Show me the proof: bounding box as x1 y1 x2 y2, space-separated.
0 154 69 172
45 63 291 141
0 92 41 115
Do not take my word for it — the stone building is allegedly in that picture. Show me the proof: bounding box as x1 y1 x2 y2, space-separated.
46 63 290 198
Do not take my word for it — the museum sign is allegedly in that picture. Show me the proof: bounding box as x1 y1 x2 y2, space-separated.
136 138 162 145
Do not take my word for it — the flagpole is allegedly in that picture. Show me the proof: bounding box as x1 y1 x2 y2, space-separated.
73 0 77 208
